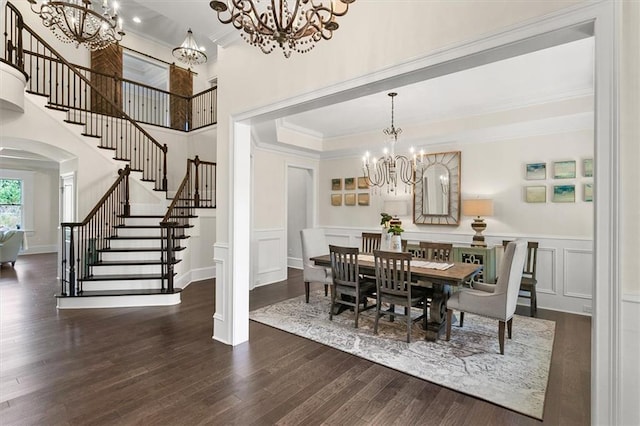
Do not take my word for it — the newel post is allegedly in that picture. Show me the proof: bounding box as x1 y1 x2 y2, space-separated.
162 144 168 191
193 155 201 207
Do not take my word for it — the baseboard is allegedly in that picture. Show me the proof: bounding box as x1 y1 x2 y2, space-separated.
176 266 216 289
19 245 57 255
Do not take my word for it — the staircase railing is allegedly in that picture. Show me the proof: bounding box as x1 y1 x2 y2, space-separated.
61 166 131 297
160 156 216 291
4 2 168 191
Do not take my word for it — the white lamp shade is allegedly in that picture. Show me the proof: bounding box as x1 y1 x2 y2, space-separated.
462 199 494 217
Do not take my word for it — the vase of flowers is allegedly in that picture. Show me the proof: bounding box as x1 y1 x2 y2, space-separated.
388 225 404 252
380 212 393 250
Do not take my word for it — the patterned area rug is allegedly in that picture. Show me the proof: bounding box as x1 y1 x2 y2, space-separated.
250 290 555 420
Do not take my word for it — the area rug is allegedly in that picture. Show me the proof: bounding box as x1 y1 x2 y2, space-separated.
249 290 555 420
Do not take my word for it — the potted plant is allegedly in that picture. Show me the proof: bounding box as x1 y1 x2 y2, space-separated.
387 225 404 252
380 212 393 229
380 212 393 249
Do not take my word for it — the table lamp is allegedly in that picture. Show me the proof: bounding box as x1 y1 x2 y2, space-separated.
462 199 494 247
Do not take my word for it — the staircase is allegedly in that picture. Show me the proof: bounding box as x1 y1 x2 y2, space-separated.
3 2 216 309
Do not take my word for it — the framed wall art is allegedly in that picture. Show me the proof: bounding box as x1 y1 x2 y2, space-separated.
331 178 342 191
344 193 356 206
331 194 342 206
525 186 546 203
553 161 576 179
525 163 546 180
583 159 593 177
584 183 593 202
357 176 369 189
552 185 575 203
357 193 370 206
344 177 356 190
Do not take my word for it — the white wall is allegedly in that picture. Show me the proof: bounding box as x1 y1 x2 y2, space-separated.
286 166 310 262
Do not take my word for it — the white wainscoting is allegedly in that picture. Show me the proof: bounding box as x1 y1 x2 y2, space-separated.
253 228 288 287
621 294 640 426
289 227 593 316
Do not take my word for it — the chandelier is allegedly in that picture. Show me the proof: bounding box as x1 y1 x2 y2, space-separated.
28 0 124 51
209 0 355 58
362 92 424 194
172 29 207 66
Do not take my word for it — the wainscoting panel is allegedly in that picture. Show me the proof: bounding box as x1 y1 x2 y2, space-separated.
253 229 287 287
563 248 594 299
536 248 557 295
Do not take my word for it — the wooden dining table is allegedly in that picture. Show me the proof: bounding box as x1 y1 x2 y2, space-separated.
311 253 482 341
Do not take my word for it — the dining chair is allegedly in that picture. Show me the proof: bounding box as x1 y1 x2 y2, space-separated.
329 245 376 328
361 232 382 254
373 250 428 343
445 240 527 354
503 240 539 317
418 241 453 262
300 228 332 303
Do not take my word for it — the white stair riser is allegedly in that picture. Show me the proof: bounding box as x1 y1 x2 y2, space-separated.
100 251 163 262
109 239 163 249
81 279 165 291
124 218 164 226
57 293 181 309
116 228 163 237
90 264 162 275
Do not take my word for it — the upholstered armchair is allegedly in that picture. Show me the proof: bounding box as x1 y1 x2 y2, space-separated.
0 230 24 267
300 228 332 303
446 240 527 354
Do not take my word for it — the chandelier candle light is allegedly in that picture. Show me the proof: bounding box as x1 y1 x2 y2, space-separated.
209 0 355 58
28 0 124 51
362 92 425 194
172 29 207 66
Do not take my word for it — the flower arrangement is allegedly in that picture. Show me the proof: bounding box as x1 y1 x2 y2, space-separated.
380 212 393 228
387 224 404 236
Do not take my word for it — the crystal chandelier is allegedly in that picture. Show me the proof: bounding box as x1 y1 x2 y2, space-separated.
362 92 424 194
28 0 124 51
172 29 207 66
209 0 355 58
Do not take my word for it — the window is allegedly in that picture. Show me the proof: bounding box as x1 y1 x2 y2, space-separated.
0 178 23 228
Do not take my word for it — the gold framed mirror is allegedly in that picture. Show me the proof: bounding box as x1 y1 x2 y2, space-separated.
413 151 461 225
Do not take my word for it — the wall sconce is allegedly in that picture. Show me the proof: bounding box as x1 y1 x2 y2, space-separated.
462 199 494 247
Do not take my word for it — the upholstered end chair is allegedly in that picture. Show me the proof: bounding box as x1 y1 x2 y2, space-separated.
446 240 527 354
300 228 333 303
0 230 25 267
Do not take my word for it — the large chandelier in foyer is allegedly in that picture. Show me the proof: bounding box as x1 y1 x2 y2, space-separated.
209 0 355 58
362 92 425 194
28 0 124 51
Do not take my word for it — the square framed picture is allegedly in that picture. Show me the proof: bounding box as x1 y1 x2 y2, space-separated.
357 176 369 189
552 185 575 203
525 186 546 203
525 163 546 180
344 177 356 190
331 178 342 191
583 159 593 177
331 194 342 206
584 183 593 202
357 193 370 206
553 161 576 179
344 193 356 206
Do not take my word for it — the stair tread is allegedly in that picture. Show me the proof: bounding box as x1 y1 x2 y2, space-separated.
56 288 182 297
118 215 198 219
90 259 181 266
98 246 186 253
106 235 189 240
115 224 193 229
79 273 171 281
81 133 102 138
64 119 85 126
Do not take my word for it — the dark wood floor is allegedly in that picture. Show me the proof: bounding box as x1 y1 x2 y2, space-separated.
0 254 590 425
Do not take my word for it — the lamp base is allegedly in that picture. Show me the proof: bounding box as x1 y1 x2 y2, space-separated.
470 218 487 247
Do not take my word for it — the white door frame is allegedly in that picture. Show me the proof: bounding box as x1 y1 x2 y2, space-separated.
224 2 619 423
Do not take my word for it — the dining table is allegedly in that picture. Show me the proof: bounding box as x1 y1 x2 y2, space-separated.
311 253 483 341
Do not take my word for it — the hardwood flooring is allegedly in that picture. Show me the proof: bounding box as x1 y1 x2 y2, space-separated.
0 254 590 425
